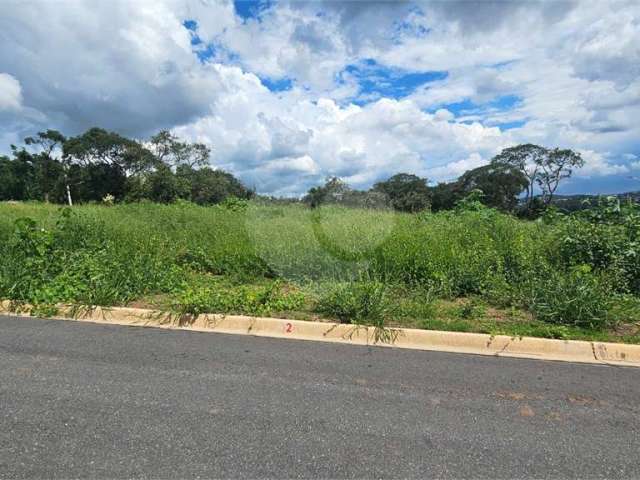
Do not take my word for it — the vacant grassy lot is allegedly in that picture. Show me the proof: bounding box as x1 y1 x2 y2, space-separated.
1 200 639 342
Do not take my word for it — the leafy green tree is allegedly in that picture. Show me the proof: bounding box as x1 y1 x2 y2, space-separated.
455 189 487 212
145 164 184 203
340 190 390 209
536 148 584 205
64 127 156 178
54 164 84 204
372 173 431 212
149 130 210 169
71 163 127 203
492 144 584 210
303 186 326 208
428 182 459 212
63 127 158 202
491 144 547 209
303 177 351 208
456 163 528 211
122 175 147 203
179 165 253 205
23 130 66 203
0 154 36 200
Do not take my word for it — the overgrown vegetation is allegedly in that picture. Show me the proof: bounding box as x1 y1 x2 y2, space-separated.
1 197 639 342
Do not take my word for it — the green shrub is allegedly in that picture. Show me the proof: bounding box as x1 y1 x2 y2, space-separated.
454 298 486 320
552 204 640 294
0 209 184 309
173 281 305 318
394 287 437 320
220 196 249 212
524 266 615 329
315 281 392 326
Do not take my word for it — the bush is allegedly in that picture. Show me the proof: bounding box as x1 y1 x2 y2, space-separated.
173 281 305 318
524 266 615 329
0 209 184 310
220 196 249 212
552 200 640 294
315 281 392 326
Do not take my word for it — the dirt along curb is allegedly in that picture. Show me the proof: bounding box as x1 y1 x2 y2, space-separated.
2 300 640 367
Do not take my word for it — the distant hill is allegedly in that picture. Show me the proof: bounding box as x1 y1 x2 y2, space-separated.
547 191 640 212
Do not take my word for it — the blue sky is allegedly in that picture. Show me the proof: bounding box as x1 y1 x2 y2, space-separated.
1 0 639 196
234 0 273 21
338 59 448 106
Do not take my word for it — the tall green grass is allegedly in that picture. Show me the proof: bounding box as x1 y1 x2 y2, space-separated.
0 200 638 331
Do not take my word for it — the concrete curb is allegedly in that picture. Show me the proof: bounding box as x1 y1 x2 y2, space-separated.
2 301 640 367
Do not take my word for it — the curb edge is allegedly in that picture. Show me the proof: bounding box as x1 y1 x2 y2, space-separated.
2 301 640 367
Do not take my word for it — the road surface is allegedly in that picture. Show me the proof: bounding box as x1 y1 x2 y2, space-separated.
1 315 639 479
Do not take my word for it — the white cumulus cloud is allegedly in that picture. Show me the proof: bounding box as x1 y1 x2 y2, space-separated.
0 73 23 111
0 0 638 194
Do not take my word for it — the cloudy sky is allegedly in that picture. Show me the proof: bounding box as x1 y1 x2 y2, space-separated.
1 0 639 196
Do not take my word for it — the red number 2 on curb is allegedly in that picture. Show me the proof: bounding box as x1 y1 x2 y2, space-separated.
285 322 293 333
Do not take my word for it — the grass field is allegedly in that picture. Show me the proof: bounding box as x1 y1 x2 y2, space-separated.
1 200 639 343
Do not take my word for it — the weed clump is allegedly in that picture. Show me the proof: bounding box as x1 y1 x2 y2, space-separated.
172 280 305 318
315 281 392 327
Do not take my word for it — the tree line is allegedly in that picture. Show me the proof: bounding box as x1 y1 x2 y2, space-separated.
0 128 253 205
304 144 585 215
1 127 584 214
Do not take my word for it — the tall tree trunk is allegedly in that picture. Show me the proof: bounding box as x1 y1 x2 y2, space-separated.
525 182 533 209
66 182 73 206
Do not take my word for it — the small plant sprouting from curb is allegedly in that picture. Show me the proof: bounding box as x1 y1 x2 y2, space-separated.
316 280 400 344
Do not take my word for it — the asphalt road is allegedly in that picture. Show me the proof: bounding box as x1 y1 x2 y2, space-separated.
1 315 640 479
